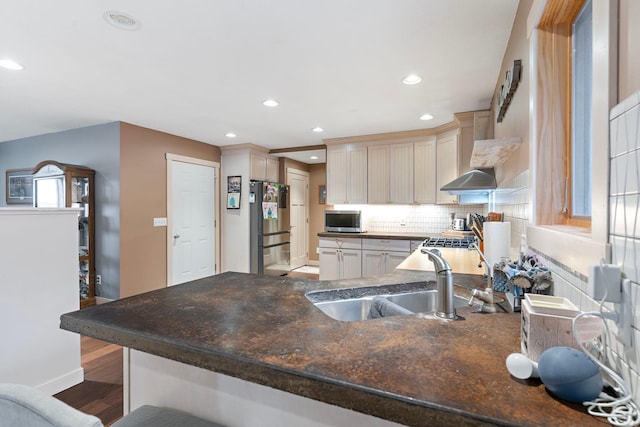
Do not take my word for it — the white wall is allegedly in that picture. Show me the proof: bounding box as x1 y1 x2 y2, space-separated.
0 208 83 394
220 150 251 273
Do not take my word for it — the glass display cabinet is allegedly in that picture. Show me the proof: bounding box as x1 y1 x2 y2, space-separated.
32 160 96 308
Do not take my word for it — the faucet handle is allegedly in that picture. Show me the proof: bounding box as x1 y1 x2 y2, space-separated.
420 248 451 272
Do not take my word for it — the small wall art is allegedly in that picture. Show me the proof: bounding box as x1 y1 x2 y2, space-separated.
319 185 327 204
6 168 34 205
227 176 241 209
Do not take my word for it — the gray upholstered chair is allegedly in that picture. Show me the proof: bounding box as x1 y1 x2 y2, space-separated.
0 383 225 427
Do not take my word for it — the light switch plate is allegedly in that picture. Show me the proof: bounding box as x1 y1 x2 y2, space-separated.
153 217 168 227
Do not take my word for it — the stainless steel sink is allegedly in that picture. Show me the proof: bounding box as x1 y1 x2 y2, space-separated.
313 298 374 322
307 285 468 322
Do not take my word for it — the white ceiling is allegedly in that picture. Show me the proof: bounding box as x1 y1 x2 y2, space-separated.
0 0 519 158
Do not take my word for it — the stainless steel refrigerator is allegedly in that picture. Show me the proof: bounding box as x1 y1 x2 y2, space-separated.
250 181 291 276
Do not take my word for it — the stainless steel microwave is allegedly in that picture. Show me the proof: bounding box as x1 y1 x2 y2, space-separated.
324 210 365 233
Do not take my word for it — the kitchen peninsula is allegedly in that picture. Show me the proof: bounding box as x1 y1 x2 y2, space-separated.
61 269 601 427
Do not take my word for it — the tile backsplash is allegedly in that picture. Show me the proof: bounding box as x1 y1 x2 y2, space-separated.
333 204 486 234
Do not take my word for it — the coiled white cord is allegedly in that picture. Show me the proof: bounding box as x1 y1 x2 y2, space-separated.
572 260 640 426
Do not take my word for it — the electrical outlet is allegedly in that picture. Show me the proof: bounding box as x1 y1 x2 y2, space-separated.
588 263 622 302
95 274 102 286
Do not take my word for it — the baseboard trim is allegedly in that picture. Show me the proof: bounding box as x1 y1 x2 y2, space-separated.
96 296 114 305
307 260 319 267
38 368 84 395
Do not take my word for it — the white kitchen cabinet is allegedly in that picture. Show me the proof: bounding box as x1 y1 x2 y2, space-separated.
326 145 367 204
367 143 413 204
266 157 279 181
361 239 410 277
436 131 459 204
410 239 425 252
250 154 279 181
413 138 437 204
318 237 362 280
389 143 414 203
250 154 266 180
367 145 389 203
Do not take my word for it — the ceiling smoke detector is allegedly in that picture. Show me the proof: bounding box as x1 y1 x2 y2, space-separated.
103 11 141 31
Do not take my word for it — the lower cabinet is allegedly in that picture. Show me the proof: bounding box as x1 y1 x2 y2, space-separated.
319 238 362 280
319 237 412 280
361 239 411 277
362 251 408 277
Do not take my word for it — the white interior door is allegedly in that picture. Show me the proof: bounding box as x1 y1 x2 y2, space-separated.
171 161 215 285
287 169 309 270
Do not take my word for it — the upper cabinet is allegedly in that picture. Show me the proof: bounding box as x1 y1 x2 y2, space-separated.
414 137 437 204
367 145 390 203
324 110 490 205
326 144 367 204
389 143 414 204
250 153 279 182
435 131 459 204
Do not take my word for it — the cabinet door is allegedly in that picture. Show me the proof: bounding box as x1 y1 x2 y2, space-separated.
436 132 459 204
389 143 414 204
414 138 436 204
266 157 279 182
319 247 340 280
347 146 368 204
362 250 385 277
387 251 410 272
367 145 389 204
250 154 267 180
341 249 362 279
326 147 347 204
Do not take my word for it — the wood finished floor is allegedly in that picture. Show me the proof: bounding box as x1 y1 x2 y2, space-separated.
54 270 318 426
55 336 124 426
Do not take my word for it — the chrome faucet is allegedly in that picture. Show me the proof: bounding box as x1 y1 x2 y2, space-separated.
469 241 492 289
420 248 456 319
468 241 498 313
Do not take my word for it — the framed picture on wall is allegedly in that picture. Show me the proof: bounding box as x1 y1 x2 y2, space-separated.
319 185 327 204
5 168 33 205
227 176 241 209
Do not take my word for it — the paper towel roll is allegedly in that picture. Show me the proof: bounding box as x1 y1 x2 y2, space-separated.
483 222 511 268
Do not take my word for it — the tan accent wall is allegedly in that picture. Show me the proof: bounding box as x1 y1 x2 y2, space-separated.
119 122 221 298
280 158 310 180
619 0 640 100
308 163 326 262
490 0 533 185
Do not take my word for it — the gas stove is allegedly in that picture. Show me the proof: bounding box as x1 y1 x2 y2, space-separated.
422 237 475 248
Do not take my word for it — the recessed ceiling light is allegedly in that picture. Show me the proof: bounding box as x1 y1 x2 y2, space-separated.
0 59 23 70
403 74 422 85
225 133 237 138
310 155 319 160
262 99 279 107
103 11 141 31
312 127 324 133
420 113 434 121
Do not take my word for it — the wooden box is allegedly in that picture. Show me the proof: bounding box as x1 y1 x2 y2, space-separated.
521 298 579 362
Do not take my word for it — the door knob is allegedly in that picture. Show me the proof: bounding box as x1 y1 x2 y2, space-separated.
173 234 180 239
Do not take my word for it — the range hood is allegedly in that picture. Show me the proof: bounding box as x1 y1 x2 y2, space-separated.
440 167 497 195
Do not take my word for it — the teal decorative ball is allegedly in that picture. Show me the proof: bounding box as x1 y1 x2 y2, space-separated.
538 346 603 402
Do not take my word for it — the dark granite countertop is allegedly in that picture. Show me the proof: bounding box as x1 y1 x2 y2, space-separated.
60 271 602 427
